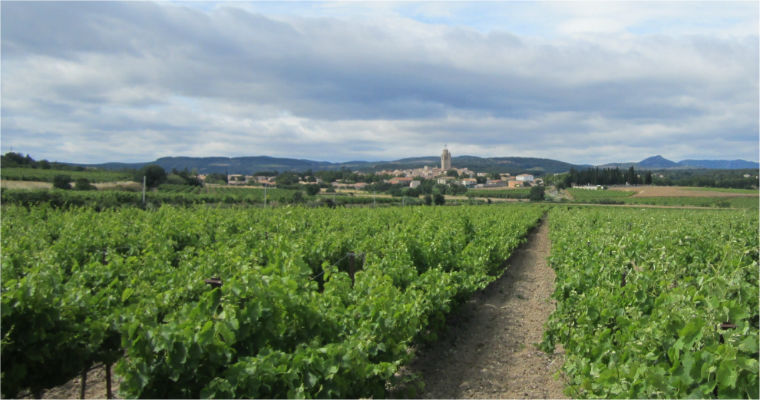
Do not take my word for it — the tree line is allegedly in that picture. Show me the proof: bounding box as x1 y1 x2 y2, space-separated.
554 166 653 188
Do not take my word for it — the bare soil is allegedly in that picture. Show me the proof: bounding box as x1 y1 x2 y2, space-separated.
399 218 566 399
609 185 757 198
24 364 123 399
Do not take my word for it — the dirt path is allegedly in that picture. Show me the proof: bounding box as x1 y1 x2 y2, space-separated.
404 218 566 399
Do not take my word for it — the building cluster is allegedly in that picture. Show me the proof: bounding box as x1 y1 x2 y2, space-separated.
377 165 475 180
218 174 277 186
204 147 542 190
380 147 539 189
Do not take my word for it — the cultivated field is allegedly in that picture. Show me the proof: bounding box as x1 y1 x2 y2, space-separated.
609 185 758 198
1 185 757 398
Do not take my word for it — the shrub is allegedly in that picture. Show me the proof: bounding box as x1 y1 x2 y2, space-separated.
528 186 545 201
74 178 95 191
52 175 72 190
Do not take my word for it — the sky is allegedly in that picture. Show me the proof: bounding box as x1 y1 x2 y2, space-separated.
1 1 758 165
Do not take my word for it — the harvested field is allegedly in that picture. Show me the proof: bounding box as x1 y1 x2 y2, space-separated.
609 185 758 198
93 181 141 191
0 180 52 190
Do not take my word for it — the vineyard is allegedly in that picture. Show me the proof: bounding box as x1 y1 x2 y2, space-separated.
1 204 544 398
466 188 531 199
2 200 758 398
542 207 759 398
0 186 410 209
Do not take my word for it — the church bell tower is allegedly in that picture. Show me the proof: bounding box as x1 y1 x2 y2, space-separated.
441 146 452 170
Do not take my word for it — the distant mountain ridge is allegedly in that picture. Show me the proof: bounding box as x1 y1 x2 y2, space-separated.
599 155 758 170
85 155 588 175
81 154 758 175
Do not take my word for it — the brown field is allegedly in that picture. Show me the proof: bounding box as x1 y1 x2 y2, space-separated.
609 185 758 198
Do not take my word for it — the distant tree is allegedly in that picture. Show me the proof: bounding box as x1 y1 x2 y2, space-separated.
305 184 320 196
2 152 27 166
323 198 336 208
166 174 186 185
449 184 467 195
38 160 51 169
292 191 305 203
476 176 487 184
529 186 545 201
424 194 432 205
627 166 638 185
433 193 445 205
403 187 420 197
135 164 167 188
205 173 228 184
74 178 95 191
446 170 459 177
644 171 653 185
53 175 72 190
275 172 299 186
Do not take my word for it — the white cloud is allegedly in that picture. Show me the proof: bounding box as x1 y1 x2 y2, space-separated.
1 1 757 165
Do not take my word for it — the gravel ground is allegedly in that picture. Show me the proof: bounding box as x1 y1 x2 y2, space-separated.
400 218 567 399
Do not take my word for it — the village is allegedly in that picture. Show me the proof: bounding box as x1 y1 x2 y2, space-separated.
212 147 541 192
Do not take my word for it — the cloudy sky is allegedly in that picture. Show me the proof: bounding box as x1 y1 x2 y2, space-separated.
2 1 758 165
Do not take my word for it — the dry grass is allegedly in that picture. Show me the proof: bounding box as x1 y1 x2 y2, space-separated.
0 180 52 190
609 185 757 198
93 181 141 191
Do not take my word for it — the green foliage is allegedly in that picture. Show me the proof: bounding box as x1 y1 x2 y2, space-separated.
205 173 228 184
1 167 130 183
52 175 72 190
1 152 88 172
467 188 531 199
275 172 300 186
1 204 545 398
528 186 545 201
542 208 759 398
433 193 445 205
135 164 167 188
654 168 758 189
73 178 95 191
566 189 758 209
304 184 321 196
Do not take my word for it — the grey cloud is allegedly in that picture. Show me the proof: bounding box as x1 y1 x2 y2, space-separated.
1 2 757 164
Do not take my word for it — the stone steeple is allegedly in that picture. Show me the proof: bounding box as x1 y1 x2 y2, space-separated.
441 146 452 170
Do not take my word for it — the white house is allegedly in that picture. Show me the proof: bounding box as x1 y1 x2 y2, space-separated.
515 174 534 182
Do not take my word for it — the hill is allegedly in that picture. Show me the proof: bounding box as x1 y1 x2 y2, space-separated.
600 155 758 170
84 155 587 175
77 154 758 175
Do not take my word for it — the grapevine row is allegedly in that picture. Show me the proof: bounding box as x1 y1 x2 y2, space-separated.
542 207 758 398
1 204 544 398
